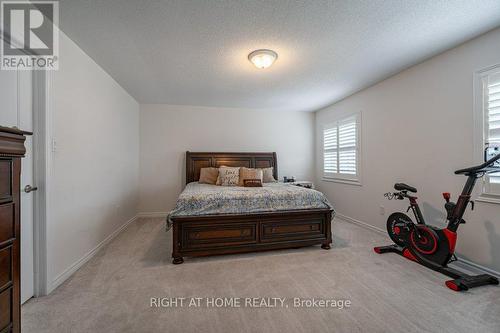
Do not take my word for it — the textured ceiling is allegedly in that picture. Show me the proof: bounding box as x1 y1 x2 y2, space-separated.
59 0 500 112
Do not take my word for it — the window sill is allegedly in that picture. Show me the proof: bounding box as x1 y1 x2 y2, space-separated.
322 177 362 186
476 194 500 205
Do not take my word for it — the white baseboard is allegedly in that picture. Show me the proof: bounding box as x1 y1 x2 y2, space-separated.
335 213 500 279
451 257 500 278
49 215 138 293
335 213 386 235
137 211 168 219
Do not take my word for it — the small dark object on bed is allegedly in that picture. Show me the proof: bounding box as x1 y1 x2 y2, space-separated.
243 179 262 187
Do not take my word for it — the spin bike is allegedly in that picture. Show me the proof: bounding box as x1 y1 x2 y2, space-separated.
374 149 500 291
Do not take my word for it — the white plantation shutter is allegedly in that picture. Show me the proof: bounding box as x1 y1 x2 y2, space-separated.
323 114 360 181
486 72 500 189
338 118 357 174
323 127 338 174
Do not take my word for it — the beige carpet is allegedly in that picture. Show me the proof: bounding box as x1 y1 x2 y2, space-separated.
22 218 500 333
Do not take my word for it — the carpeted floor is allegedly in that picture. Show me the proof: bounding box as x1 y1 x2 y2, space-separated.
22 218 500 333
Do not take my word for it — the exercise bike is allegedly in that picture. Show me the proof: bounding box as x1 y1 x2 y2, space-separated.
374 148 500 291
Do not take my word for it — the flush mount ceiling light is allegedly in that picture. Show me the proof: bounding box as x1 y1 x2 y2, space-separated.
248 49 278 69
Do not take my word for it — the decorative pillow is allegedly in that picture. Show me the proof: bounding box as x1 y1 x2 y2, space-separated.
243 179 263 187
261 167 276 183
216 167 240 186
198 167 219 185
215 165 226 185
238 167 263 186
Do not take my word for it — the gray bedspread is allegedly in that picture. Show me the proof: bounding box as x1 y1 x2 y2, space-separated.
167 182 334 229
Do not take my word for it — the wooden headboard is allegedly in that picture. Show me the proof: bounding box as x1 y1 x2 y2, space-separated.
186 152 278 184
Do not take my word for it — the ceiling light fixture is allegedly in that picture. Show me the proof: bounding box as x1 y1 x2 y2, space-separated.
248 49 278 69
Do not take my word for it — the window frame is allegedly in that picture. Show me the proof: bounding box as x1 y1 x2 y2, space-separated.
473 64 500 204
321 112 362 185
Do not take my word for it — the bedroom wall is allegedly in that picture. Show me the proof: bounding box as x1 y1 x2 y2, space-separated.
48 31 140 292
139 104 315 213
315 27 500 273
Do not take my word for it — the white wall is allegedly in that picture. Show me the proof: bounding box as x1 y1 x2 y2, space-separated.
139 105 314 213
315 27 500 273
48 32 140 291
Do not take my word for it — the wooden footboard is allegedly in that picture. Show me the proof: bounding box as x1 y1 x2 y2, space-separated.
171 208 333 264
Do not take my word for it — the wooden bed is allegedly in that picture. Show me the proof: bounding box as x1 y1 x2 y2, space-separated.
170 152 334 264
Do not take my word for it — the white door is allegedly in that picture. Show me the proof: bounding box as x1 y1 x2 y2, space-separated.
0 70 35 304
19 71 35 303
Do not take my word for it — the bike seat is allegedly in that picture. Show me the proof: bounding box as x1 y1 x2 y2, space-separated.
394 183 417 193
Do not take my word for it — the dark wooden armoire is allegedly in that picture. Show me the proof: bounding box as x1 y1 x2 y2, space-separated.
0 126 29 333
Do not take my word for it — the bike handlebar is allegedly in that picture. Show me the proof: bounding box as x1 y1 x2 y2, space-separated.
454 153 500 175
384 191 409 200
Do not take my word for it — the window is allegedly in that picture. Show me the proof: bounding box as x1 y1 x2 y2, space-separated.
484 70 500 193
475 65 500 200
322 113 361 184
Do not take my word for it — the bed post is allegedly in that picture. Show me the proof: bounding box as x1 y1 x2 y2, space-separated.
321 210 333 250
185 151 192 186
172 221 184 264
272 152 278 181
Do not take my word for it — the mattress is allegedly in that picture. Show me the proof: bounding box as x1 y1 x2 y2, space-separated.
167 182 333 228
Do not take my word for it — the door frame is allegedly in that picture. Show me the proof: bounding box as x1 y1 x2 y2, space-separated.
32 70 52 296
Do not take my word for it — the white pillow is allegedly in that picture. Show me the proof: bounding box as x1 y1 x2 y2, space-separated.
216 167 240 186
260 167 277 183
